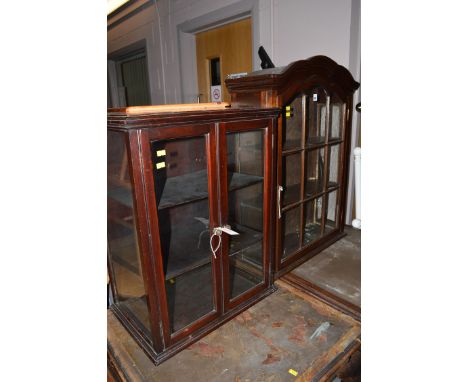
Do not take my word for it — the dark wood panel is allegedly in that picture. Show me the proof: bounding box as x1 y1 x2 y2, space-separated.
226 55 359 103
108 107 280 130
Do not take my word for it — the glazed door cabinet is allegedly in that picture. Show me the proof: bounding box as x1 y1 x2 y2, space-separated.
107 105 278 365
226 55 360 276
279 91 346 266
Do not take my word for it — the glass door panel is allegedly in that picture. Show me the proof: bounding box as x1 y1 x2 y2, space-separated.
307 91 327 146
281 206 301 260
282 96 303 151
279 90 344 264
305 148 325 198
303 197 323 246
151 136 216 334
282 152 302 206
324 189 339 234
226 130 265 301
329 103 345 141
108 131 151 337
327 144 341 189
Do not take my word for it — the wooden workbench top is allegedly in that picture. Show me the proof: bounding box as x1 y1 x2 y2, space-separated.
107 281 360 382
108 102 230 115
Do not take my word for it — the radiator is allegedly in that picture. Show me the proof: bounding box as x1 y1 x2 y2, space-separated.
351 147 361 229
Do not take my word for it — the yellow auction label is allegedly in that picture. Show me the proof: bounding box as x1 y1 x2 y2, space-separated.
285 111 291 117
288 369 298 377
156 149 166 157
285 106 291 111
156 162 166 169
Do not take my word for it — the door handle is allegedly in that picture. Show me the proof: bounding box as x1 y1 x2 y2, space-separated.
277 186 283 219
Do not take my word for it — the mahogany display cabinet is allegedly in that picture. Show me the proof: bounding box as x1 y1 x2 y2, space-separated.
107 104 279 364
226 56 360 277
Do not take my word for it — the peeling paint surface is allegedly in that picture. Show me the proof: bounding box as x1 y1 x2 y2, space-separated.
187 341 225 357
108 283 359 382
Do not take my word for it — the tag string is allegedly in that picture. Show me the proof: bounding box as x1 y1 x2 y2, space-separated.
209 232 221 259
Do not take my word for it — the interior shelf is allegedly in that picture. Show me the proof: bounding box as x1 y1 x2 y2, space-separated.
283 180 338 207
283 136 325 152
157 170 263 210
109 171 263 211
282 137 342 154
163 220 263 281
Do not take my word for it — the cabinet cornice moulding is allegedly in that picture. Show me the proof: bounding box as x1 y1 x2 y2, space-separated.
225 55 360 102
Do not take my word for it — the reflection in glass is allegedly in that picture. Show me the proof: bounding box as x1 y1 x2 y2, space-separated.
283 96 303 150
282 153 302 206
165 263 213 333
227 131 265 300
330 103 345 141
151 136 215 333
304 197 323 245
282 206 301 260
305 148 325 197
328 144 341 188
108 131 151 335
307 92 327 145
325 190 339 233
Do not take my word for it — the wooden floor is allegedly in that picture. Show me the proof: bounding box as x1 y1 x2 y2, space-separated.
108 280 360 382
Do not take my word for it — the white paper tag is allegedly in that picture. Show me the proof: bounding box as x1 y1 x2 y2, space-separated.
217 226 239 236
313 94 318 101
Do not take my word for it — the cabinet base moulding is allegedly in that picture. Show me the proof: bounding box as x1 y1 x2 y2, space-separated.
111 285 277 365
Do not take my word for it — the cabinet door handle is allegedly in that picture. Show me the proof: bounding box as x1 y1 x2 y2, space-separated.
278 186 283 219
210 225 239 258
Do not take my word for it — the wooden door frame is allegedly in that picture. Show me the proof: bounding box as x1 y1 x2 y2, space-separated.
218 119 274 312
275 90 350 274
140 124 224 347
176 0 261 103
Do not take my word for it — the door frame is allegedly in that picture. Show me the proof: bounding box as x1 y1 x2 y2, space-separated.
218 119 273 311
140 124 224 347
176 0 261 103
276 90 347 272
108 40 150 108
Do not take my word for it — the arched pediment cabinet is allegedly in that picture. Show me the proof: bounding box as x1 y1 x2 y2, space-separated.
226 56 360 277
